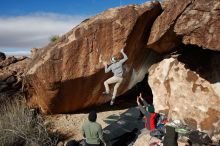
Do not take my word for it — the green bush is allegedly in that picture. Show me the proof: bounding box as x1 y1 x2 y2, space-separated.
50 35 60 42
0 94 59 146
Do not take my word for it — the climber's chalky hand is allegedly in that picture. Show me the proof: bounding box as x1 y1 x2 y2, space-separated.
103 61 108 66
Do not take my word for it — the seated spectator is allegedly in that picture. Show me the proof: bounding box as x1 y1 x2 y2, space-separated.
81 111 107 146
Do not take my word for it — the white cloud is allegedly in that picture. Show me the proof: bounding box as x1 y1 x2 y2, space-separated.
4 51 31 57
0 13 87 49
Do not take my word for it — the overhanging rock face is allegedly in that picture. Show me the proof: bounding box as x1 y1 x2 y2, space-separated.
147 0 220 53
26 2 162 113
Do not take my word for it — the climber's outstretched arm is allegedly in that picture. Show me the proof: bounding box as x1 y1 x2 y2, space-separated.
139 93 149 107
137 96 146 115
119 49 128 64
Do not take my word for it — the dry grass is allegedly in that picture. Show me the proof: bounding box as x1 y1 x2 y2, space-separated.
0 94 59 146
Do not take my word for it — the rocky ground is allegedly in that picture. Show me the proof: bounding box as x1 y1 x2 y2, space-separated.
45 108 127 141
44 98 136 143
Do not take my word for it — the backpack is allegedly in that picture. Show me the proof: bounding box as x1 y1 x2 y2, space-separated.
144 113 157 130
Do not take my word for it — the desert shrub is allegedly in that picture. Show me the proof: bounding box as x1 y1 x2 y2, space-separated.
50 35 60 42
0 94 59 146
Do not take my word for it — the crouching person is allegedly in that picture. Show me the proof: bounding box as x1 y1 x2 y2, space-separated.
81 111 107 146
136 93 156 131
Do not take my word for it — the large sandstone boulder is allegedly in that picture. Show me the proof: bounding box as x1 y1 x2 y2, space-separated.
26 2 162 113
147 0 220 53
148 47 220 139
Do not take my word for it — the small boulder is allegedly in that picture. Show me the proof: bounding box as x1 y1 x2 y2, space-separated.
0 56 17 68
0 52 6 62
177 137 190 146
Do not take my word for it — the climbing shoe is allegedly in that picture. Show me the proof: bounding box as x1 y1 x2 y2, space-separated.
110 100 114 106
102 91 110 95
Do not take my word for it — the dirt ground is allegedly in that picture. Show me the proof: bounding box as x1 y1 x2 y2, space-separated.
44 98 137 142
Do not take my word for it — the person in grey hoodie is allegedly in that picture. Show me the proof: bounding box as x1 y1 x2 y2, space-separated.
103 48 128 105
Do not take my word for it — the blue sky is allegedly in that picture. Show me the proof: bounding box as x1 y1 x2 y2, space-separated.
0 0 150 56
1 0 147 16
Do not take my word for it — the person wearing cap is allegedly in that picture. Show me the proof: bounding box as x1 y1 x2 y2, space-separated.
81 111 106 146
102 48 128 105
136 93 156 131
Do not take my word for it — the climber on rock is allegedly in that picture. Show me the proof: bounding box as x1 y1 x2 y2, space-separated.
103 48 128 106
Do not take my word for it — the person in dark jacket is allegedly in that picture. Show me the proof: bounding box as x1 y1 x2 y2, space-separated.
136 93 156 131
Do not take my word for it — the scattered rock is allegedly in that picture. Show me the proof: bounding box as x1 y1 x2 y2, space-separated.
177 140 190 146
177 136 190 146
0 56 17 68
133 130 161 146
0 55 29 95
